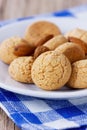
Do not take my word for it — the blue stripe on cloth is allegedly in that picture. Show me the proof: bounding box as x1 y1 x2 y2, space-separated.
53 10 74 17
45 99 73 109
0 16 33 27
21 113 42 124
17 16 34 21
56 106 85 118
11 113 28 124
0 89 20 101
0 92 7 101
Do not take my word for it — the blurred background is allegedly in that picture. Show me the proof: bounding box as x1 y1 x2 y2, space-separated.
0 0 87 21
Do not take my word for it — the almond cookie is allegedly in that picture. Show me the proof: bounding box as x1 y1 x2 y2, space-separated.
31 51 71 90
14 39 35 56
65 28 85 38
34 46 50 59
43 35 68 50
9 56 34 83
0 37 31 64
33 35 67 58
24 21 61 47
54 42 85 63
67 60 87 88
65 28 87 53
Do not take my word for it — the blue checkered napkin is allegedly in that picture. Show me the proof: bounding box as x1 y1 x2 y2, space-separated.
0 89 87 130
0 5 87 130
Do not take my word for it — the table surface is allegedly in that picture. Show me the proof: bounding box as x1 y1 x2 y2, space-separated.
0 0 87 129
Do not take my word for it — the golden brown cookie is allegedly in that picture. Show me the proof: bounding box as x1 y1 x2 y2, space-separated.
34 46 50 59
14 39 35 56
31 51 71 90
65 28 85 38
24 21 61 47
54 42 85 63
67 60 87 89
68 37 86 53
9 56 34 83
0 37 31 64
65 28 87 53
33 35 67 59
43 35 68 50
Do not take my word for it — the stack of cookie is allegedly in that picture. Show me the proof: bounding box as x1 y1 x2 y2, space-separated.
0 21 87 91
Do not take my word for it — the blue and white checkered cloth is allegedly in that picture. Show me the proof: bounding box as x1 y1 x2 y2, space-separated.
0 5 87 130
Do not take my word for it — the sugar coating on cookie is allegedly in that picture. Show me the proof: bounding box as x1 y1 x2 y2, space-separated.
0 37 27 64
54 42 85 63
25 21 61 47
9 56 34 83
31 51 71 90
67 60 87 88
43 35 68 50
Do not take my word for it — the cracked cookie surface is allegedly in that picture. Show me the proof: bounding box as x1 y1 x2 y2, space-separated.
9 56 34 83
31 51 71 90
0 37 28 64
67 60 87 88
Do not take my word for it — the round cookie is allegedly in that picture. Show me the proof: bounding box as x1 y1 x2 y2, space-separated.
0 37 29 64
31 51 71 90
65 28 85 38
67 60 87 88
24 21 61 47
54 42 85 63
43 35 68 50
65 28 87 53
9 56 34 83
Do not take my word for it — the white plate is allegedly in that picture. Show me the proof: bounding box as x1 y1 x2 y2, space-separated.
0 16 87 99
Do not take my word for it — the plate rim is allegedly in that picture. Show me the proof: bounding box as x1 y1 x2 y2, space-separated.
0 82 87 99
0 16 87 99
